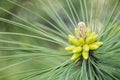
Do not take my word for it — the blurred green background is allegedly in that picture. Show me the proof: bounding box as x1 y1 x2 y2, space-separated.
0 0 119 80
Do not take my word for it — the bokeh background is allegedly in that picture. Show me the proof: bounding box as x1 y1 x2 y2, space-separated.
0 0 119 80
